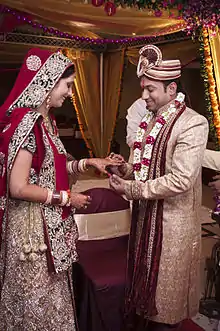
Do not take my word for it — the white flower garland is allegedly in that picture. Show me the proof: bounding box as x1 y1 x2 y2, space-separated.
133 92 185 182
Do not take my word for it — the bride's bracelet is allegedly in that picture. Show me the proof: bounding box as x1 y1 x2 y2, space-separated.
67 160 79 176
78 159 88 173
44 189 71 206
60 190 71 207
44 189 53 204
67 159 88 175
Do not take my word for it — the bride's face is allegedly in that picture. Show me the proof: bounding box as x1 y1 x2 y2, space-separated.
49 73 76 108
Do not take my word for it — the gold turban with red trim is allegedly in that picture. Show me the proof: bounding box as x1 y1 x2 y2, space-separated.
137 44 181 80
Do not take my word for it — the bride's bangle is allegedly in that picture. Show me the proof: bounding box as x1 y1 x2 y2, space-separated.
51 191 62 205
60 190 71 207
44 189 53 204
78 159 88 173
45 189 71 206
67 160 79 175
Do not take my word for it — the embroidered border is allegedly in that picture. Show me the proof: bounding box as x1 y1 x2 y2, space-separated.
125 181 143 200
7 111 40 172
8 52 72 114
39 126 78 273
144 103 186 288
0 197 6 211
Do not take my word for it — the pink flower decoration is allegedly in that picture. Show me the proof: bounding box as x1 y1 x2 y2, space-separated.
142 158 150 166
133 141 142 150
154 10 162 17
140 121 148 130
157 116 166 125
146 135 155 145
133 163 141 171
169 0 175 4
177 3 183 10
162 0 168 7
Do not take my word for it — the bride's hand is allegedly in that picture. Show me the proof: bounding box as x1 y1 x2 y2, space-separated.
105 152 127 176
86 157 124 175
106 152 125 163
70 191 92 209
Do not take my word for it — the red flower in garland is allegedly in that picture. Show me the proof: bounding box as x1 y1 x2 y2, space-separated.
177 3 183 10
175 100 181 107
133 141 142 150
140 121 148 130
157 116 166 125
133 163 141 171
142 158 150 166
104 1 116 16
146 135 155 145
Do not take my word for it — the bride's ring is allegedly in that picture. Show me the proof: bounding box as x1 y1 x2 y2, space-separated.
109 152 114 159
83 205 88 209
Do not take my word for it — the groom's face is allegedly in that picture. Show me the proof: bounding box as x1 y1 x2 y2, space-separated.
140 76 175 113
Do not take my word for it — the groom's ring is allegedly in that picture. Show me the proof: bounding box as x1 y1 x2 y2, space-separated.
83 205 88 209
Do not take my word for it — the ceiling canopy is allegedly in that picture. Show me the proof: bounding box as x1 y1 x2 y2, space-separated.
0 0 185 37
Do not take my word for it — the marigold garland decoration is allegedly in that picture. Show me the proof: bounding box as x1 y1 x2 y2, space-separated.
202 27 220 146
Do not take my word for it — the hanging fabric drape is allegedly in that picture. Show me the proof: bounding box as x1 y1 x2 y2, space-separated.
67 49 124 157
103 49 125 157
209 27 220 107
67 50 101 157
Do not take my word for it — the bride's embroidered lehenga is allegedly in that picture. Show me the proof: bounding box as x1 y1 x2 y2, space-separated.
0 48 78 330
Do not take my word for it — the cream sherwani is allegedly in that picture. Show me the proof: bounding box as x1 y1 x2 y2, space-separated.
203 149 220 171
126 105 209 324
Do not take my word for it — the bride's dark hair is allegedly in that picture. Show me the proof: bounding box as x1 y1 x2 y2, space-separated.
61 65 75 79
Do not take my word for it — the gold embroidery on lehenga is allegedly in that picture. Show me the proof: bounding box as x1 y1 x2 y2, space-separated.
0 114 77 330
0 201 76 330
39 127 78 273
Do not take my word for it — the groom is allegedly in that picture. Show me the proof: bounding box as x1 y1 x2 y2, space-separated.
109 44 209 330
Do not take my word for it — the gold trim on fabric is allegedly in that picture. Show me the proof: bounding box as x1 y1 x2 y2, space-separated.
74 209 131 241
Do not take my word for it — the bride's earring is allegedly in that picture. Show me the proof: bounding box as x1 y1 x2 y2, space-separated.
46 95 51 110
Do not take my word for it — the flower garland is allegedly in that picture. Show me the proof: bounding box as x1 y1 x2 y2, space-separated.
199 30 218 149
202 27 220 145
92 0 185 17
133 92 185 182
4 2 220 39
91 0 220 36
